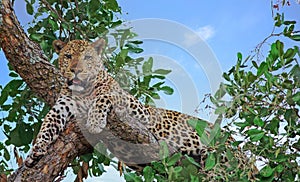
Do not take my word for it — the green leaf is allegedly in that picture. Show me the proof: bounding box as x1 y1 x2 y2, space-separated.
215 106 227 114
48 19 58 30
8 79 24 89
266 118 280 135
252 61 258 68
283 48 296 59
237 52 242 61
283 20 296 25
153 69 172 75
276 40 284 56
125 43 143 53
223 73 231 81
143 166 154 182
9 123 33 147
184 155 201 167
173 166 183 173
188 119 208 137
97 163 106 173
290 34 300 41
0 90 9 105
88 0 101 13
0 79 23 105
26 2 34 15
152 82 165 88
30 33 44 41
292 92 300 102
129 40 143 45
188 119 210 145
246 129 265 142
260 165 274 177
124 172 143 182
253 116 264 127
167 153 182 166
119 49 129 60
150 92 160 99
80 153 93 162
142 57 153 75
209 123 221 145
275 164 284 173
104 0 120 12
214 83 226 100
9 72 19 77
151 161 166 174
205 153 216 170
159 141 169 160
159 86 174 95
4 148 10 161
257 62 268 77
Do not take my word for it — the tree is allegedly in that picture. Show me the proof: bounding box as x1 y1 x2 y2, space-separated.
0 0 172 181
126 2 300 180
0 0 299 181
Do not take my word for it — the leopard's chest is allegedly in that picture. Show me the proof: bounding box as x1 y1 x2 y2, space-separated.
72 95 95 120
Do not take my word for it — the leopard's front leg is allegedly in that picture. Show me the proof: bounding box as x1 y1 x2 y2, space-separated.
25 95 76 168
86 95 112 134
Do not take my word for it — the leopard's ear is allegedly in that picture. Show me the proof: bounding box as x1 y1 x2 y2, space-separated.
92 38 106 55
52 40 66 53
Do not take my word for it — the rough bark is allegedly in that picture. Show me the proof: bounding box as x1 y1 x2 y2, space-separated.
8 122 93 182
0 0 159 181
0 0 64 106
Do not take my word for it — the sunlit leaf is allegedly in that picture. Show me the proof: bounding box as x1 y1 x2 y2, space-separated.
153 69 172 75
143 166 154 182
167 153 182 166
205 153 216 170
253 116 264 127
142 57 153 75
260 165 274 177
246 129 265 142
257 62 268 77
159 86 173 95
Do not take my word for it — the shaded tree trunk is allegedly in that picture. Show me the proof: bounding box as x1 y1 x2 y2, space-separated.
0 0 159 181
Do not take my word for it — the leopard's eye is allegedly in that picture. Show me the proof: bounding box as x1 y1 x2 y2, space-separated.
65 54 72 59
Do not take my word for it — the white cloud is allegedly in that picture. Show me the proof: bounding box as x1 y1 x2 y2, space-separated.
196 25 215 41
183 25 215 47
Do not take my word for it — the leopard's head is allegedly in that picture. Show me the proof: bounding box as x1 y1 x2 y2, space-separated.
53 39 106 92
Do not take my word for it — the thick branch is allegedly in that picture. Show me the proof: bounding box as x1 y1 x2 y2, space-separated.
8 122 93 182
0 0 63 106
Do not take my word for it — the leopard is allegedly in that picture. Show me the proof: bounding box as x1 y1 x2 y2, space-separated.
24 39 257 180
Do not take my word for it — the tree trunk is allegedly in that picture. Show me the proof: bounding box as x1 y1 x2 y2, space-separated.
0 0 63 106
0 0 159 181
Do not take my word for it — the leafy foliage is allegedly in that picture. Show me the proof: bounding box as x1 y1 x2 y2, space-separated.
121 2 300 181
211 11 300 181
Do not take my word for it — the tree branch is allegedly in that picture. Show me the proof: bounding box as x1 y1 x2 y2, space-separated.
8 122 93 182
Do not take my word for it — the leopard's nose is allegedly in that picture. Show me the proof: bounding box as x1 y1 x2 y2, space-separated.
70 67 83 74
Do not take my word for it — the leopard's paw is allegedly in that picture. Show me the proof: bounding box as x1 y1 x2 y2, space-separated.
24 147 45 168
86 120 106 134
24 152 44 168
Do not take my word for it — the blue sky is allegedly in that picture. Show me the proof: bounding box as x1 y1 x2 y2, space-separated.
0 1 300 181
